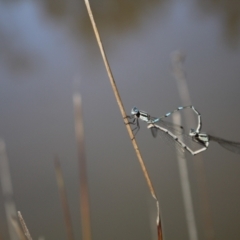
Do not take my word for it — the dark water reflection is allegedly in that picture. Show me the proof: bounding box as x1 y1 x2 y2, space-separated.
197 0 240 46
45 0 162 35
0 0 240 240
43 0 240 47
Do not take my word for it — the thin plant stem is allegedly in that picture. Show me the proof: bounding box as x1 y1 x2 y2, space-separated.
54 156 75 240
11 216 26 240
84 1 162 239
0 139 19 240
169 52 199 240
17 211 32 240
171 51 215 240
73 94 92 240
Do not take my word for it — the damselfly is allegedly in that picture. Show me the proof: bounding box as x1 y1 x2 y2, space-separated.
126 106 198 136
125 106 195 153
127 106 240 155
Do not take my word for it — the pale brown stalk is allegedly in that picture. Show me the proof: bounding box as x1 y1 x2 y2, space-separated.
84 1 162 239
54 156 75 240
17 211 32 240
11 216 26 240
0 139 19 240
73 94 92 240
171 51 215 240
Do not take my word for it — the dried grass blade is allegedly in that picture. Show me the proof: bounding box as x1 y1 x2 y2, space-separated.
17 211 32 240
73 93 92 240
54 156 75 240
11 216 26 240
84 1 162 239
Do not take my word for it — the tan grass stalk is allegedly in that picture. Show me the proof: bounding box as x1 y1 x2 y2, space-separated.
73 94 92 240
171 51 215 240
84 1 162 239
0 139 19 240
54 156 75 240
11 216 26 240
170 51 199 240
17 211 32 240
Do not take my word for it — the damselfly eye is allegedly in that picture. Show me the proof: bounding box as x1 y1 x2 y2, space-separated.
131 107 139 115
189 129 196 136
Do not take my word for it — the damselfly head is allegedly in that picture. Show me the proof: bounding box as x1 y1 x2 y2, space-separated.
189 128 197 136
131 107 139 116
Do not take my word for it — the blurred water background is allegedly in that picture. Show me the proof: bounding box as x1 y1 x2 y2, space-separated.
0 0 240 239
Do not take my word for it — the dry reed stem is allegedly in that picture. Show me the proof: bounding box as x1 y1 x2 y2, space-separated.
171 51 215 240
54 156 75 240
73 94 92 240
11 216 26 240
170 52 199 240
0 139 19 240
84 1 162 239
17 212 32 240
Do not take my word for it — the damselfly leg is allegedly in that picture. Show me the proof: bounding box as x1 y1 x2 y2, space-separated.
124 115 140 136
